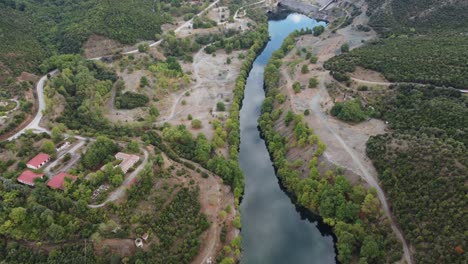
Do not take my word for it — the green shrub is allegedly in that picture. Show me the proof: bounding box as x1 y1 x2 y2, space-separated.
331 99 368 122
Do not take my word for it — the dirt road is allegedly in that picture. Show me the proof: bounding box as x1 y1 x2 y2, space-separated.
280 1 413 262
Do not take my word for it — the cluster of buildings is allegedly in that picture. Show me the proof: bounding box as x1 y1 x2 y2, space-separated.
17 152 76 190
17 151 140 191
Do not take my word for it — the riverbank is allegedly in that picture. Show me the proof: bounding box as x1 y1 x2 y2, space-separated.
239 14 336 264
258 26 404 263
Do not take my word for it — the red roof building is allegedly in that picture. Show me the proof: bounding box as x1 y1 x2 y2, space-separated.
47 172 77 190
17 170 44 187
27 153 50 170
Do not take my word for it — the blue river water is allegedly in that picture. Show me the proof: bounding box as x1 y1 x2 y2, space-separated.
239 13 335 264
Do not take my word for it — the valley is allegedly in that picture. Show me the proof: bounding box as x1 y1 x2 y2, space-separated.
0 0 466 264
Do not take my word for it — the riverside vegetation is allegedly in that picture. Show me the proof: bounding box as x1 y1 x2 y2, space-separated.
260 30 402 264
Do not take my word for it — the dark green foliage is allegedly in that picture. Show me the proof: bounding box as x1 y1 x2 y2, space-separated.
217 101 226 111
331 99 368 123
115 91 149 109
135 187 210 264
325 36 468 88
374 85 467 144
366 0 468 35
81 136 119 170
313 25 325 36
340 43 349 53
308 77 318 88
292 82 301 93
366 84 467 263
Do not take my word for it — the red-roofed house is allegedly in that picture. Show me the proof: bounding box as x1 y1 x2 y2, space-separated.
27 153 50 170
17 170 44 187
47 172 77 190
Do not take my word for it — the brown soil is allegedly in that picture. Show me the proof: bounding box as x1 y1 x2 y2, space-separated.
83 34 124 59
94 238 136 257
17 72 39 83
350 67 388 83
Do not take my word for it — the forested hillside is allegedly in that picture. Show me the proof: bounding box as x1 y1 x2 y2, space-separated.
325 0 468 88
366 85 467 263
0 0 204 81
366 0 468 35
324 1 468 262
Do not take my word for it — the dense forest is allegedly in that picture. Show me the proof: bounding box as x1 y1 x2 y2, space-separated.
324 35 468 89
0 0 206 92
366 85 467 263
324 0 468 88
261 30 402 264
365 0 468 35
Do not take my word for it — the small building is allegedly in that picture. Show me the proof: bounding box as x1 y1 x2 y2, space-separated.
27 153 50 170
47 172 77 190
17 170 44 187
56 141 70 152
115 152 139 174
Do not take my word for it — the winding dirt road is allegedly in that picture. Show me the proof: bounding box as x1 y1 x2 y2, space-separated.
156 44 208 125
310 78 412 264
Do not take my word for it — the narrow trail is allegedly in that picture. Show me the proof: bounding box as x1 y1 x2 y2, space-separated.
310 78 412 263
155 44 208 125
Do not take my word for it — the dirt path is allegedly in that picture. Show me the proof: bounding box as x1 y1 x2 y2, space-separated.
156 45 207 125
280 1 413 263
310 76 412 264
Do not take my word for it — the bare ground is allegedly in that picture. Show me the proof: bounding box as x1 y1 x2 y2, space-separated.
161 49 245 140
83 34 124 59
276 1 413 262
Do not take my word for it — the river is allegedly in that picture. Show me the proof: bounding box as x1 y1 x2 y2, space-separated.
239 13 335 264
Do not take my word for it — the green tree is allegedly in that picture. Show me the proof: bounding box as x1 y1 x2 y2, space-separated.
313 25 325 36
51 126 63 143
301 64 309 74
9 207 27 224
341 43 350 53
308 77 318 88
48 223 65 242
149 105 159 118
293 82 301 93
126 140 139 153
191 119 202 129
216 101 226 111
41 139 56 154
140 76 149 88
360 236 382 262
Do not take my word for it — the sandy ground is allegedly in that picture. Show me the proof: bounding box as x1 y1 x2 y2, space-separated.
160 49 245 140
276 0 386 182
349 66 388 83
